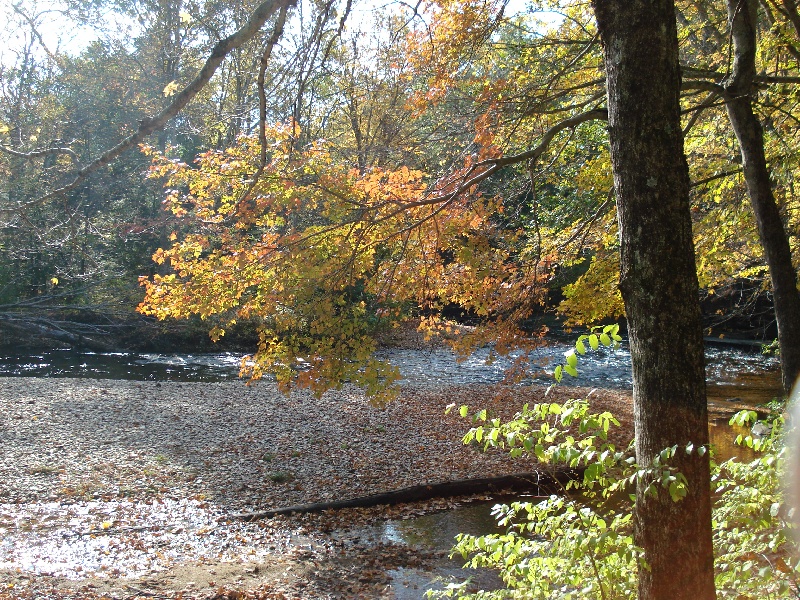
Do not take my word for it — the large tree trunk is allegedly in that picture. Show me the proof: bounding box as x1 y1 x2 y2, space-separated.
591 1 716 599
724 0 800 394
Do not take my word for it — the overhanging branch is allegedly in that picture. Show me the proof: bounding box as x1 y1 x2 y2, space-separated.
3 0 297 214
0 144 79 163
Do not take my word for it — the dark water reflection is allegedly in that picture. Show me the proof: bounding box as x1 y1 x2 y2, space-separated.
0 341 781 393
0 350 244 381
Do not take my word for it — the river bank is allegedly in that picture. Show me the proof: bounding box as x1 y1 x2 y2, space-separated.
0 377 636 599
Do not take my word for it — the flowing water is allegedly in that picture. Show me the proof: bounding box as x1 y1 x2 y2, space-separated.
0 339 781 392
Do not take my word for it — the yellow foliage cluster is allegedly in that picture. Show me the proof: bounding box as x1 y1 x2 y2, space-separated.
138 129 552 400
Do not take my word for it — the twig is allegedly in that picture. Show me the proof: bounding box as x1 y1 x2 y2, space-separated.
124 585 171 599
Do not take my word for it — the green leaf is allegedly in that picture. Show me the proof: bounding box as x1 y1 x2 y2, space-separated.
599 333 611 346
576 339 587 355
589 334 599 350
566 351 578 368
459 405 469 418
564 364 578 377
554 365 563 382
668 481 684 502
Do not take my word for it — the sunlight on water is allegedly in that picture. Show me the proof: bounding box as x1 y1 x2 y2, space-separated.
0 340 780 394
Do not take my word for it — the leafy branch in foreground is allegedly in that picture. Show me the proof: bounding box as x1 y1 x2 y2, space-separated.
553 323 622 382
713 410 800 598
434 398 797 599
138 126 552 402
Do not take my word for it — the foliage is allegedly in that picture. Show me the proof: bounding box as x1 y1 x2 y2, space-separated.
137 125 552 400
552 323 621 382
433 397 644 599
431 349 797 599
3 0 799 347
713 409 800 598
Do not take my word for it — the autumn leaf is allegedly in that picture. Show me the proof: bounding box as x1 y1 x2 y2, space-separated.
163 81 180 97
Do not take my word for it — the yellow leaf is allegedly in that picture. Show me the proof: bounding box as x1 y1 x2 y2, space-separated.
163 81 180 97
101 521 112 529
50 277 59 285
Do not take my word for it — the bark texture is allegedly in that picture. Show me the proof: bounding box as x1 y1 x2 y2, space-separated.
591 1 716 598
724 0 800 394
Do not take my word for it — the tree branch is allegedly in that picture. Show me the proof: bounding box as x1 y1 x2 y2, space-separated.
4 0 297 214
690 168 743 188
0 144 79 163
368 108 609 223
683 64 800 85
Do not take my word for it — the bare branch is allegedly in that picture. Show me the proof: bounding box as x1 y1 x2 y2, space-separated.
3 0 297 214
0 144 79 163
364 107 609 225
10 2 65 69
683 64 800 85
690 168 743 188
682 92 721 135
493 107 608 169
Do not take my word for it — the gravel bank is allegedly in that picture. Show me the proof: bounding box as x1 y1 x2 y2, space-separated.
0 378 633 510
0 377 634 599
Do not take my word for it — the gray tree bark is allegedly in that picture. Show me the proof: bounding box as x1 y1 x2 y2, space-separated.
724 0 800 394
591 1 716 598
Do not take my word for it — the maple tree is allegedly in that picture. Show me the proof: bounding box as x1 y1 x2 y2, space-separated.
138 119 551 402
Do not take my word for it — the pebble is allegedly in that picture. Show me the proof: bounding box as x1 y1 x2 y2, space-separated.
0 375 633 584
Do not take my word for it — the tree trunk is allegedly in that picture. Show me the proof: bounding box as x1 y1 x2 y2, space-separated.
591 1 716 599
724 0 800 395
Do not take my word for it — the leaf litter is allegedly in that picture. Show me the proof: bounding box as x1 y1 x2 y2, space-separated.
0 375 634 598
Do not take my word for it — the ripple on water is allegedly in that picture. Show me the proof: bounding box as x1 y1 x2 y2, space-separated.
0 342 780 393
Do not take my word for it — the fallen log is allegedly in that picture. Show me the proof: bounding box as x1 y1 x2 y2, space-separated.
229 468 581 521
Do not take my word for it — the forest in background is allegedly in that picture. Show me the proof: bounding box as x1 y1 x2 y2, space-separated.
1 0 795 355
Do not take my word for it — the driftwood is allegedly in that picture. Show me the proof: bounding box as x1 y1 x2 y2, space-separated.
230 469 581 521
